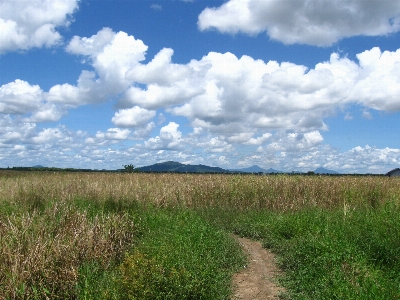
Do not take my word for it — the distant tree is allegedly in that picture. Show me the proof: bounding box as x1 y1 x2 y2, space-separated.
123 164 138 173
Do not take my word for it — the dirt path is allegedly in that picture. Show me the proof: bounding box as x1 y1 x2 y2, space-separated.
232 236 285 300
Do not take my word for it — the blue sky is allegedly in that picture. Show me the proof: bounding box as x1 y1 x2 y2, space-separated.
1 0 400 173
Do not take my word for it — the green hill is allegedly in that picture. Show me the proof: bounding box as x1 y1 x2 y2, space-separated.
138 161 228 173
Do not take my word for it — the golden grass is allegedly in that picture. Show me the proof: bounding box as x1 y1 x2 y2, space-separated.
1 171 399 211
0 172 138 298
1 209 135 298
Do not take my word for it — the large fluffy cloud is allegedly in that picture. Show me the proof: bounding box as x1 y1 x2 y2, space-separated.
0 80 67 122
40 28 400 149
350 47 400 111
0 80 43 114
169 52 351 135
0 0 79 53
47 28 148 106
122 45 400 145
41 29 400 143
198 0 400 46
145 122 183 150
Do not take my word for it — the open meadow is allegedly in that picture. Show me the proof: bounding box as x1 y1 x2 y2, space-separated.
1 171 400 299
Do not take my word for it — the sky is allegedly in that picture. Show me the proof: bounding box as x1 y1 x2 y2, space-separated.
1 0 400 173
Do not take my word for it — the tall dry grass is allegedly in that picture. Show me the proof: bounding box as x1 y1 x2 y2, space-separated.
1 171 399 211
1 208 135 298
0 172 138 299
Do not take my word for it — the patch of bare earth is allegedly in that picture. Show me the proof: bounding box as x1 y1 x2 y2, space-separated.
232 236 285 300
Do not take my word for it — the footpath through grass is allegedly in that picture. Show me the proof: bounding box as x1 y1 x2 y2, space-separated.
200 202 400 299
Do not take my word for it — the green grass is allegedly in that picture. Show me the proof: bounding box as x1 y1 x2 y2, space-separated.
121 208 245 299
200 202 400 299
74 207 246 299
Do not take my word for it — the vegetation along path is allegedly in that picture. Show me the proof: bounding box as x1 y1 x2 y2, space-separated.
232 236 285 300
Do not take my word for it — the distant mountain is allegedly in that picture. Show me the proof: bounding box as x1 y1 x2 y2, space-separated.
232 165 282 173
232 165 266 173
314 167 338 174
138 161 339 174
138 161 228 173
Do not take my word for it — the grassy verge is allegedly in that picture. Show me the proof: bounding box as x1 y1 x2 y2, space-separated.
200 202 400 299
118 208 245 299
74 207 246 299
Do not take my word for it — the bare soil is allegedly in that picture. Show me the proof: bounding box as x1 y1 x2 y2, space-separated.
232 236 285 300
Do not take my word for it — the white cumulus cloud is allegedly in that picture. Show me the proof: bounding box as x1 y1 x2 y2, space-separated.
42 29 400 145
266 131 324 152
0 80 43 114
31 126 71 144
0 0 79 53
25 103 66 123
349 47 400 111
145 122 183 150
198 0 400 46
48 28 148 106
112 106 156 127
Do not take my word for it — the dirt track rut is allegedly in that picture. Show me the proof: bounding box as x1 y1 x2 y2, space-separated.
232 236 285 300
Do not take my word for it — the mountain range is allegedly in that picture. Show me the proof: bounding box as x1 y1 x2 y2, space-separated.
314 167 339 174
138 161 338 174
138 161 227 173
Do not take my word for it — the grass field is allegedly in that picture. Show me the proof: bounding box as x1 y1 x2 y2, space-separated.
1 171 399 299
